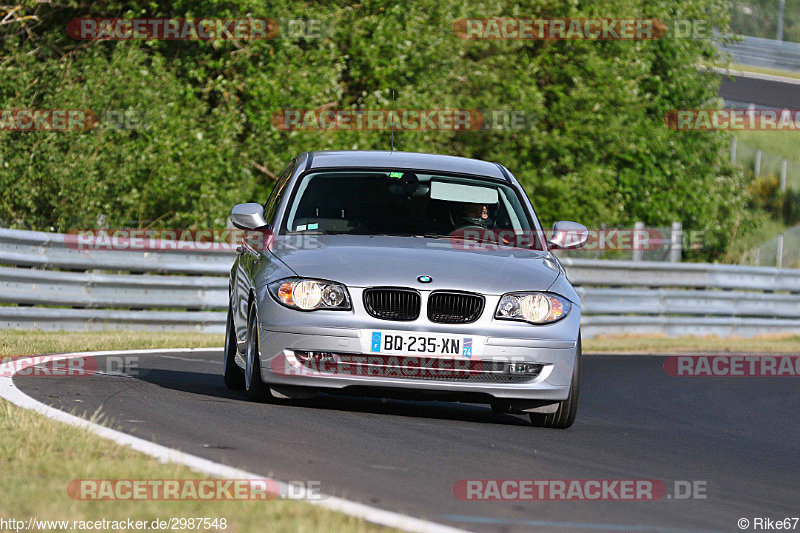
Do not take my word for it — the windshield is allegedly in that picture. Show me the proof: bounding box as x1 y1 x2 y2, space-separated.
282 170 540 248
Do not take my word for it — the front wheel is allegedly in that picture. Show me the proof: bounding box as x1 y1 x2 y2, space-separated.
223 304 245 390
244 299 272 402
530 334 581 429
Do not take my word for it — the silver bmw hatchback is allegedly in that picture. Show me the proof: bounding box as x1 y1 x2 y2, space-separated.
223 150 588 428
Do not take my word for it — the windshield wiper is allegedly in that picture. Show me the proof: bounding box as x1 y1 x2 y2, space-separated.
366 232 418 238
419 233 453 240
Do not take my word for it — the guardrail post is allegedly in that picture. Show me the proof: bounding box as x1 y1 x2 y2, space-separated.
731 137 737 164
755 149 762 177
780 159 787 192
755 247 761 266
633 221 644 262
777 234 784 269
669 221 682 263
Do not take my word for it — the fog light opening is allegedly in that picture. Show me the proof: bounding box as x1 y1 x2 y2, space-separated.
506 362 542 375
294 351 337 365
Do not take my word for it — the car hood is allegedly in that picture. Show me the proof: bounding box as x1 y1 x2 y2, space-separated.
268 235 561 295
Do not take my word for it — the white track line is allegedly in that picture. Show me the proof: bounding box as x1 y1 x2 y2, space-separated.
0 349 470 533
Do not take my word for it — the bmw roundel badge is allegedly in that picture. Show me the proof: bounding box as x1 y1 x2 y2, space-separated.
417 275 432 283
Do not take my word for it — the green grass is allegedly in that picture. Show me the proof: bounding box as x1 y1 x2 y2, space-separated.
735 131 800 167
722 218 788 265
584 334 800 354
728 63 800 81
734 130 800 193
0 330 393 533
0 330 223 358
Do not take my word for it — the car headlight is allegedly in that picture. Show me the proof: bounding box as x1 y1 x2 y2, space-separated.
495 292 571 324
268 278 351 311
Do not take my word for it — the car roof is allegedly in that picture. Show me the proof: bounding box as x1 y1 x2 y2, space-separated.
305 150 509 181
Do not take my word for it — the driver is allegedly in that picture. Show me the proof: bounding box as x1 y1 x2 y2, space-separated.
453 202 515 246
458 202 492 229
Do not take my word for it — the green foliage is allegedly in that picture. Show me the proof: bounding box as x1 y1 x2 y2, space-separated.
746 173 800 226
729 0 799 43
749 174 781 214
781 189 800 226
0 0 753 260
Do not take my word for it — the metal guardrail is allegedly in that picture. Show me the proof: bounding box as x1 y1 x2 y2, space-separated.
0 228 231 275
1 228 800 337
0 266 227 309
719 35 800 72
0 307 226 332
577 288 800 318
560 258 800 291
560 257 800 338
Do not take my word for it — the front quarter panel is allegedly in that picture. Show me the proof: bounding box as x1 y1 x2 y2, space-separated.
232 249 296 355
546 271 580 307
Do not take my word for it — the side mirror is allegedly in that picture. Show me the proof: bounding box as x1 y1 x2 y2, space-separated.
548 221 588 250
230 203 270 230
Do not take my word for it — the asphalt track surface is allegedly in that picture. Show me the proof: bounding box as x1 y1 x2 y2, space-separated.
718 74 800 108
13 350 800 533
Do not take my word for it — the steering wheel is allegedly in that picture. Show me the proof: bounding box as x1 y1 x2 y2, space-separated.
450 225 486 235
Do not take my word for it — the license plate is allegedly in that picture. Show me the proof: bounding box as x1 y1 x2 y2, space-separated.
370 331 474 358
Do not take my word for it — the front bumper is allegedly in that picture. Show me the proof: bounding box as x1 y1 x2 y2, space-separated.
255 288 580 402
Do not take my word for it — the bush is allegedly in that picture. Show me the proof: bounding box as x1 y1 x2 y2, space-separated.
0 0 753 261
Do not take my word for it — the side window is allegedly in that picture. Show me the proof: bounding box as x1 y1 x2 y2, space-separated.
263 160 295 225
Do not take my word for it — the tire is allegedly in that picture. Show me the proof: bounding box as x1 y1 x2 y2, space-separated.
244 298 272 402
530 333 581 429
223 304 245 390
